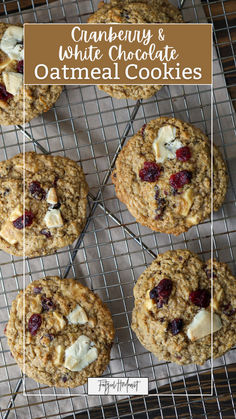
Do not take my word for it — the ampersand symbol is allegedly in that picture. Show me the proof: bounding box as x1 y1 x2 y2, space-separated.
158 28 165 41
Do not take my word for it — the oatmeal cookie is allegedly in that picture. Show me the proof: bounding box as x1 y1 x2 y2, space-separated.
88 0 183 100
0 23 62 125
5 277 114 387
132 249 236 365
0 152 88 257
112 117 227 235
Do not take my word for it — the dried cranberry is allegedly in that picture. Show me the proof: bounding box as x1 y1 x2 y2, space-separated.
13 211 34 229
139 161 161 182
189 289 211 308
157 299 164 308
170 318 183 335
40 229 52 238
41 297 55 311
28 314 42 336
149 287 158 300
47 333 54 341
222 303 236 317
176 146 191 162
140 124 146 138
155 198 166 220
4 324 7 334
157 279 173 301
171 187 180 196
53 176 59 187
121 10 130 20
29 181 46 200
169 170 192 190
205 269 216 279
33 286 42 294
150 278 172 307
40 333 54 342
52 202 61 210
62 375 68 383
0 83 13 102
154 187 159 200
4 188 10 196
17 60 24 74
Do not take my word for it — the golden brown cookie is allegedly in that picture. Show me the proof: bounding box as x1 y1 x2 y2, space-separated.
5 277 115 387
132 250 236 365
0 152 88 257
0 23 62 125
88 0 183 100
112 117 228 235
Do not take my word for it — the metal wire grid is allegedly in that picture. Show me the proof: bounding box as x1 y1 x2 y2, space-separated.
0 0 235 418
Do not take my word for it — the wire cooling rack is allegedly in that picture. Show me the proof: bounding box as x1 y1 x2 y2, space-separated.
0 0 236 418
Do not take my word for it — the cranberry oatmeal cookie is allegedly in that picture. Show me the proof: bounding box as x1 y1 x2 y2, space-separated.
132 249 236 365
0 152 88 257
112 117 227 235
5 277 114 387
88 0 183 100
0 23 62 125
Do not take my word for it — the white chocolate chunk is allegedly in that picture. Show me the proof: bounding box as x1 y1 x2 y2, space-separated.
64 355 78 370
0 26 24 61
211 289 223 312
211 298 219 312
0 54 12 70
9 205 23 221
0 221 18 244
64 335 98 372
47 187 58 205
54 345 65 366
145 290 155 311
67 304 88 325
53 312 66 330
187 309 222 342
3 72 23 96
88 318 96 328
175 188 194 217
44 209 63 228
153 125 182 163
186 214 199 226
0 205 24 244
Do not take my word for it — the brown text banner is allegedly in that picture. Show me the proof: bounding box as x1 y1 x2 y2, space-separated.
24 24 212 85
